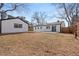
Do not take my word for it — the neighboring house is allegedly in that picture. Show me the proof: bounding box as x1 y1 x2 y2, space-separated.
0 11 29 34
0 10 8 19
33 21 65 32
1 17 29 34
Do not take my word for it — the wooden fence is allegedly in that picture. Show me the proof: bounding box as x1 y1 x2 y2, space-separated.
61 27 73 34
76 23 79 37
60 22 79 38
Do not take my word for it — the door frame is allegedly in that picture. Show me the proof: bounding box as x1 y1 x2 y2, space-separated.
52 26 56 32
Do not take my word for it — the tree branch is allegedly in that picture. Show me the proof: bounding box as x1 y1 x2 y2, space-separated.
63 3 71 26
0 3 4 9
4 4 18 12
4 4 24 12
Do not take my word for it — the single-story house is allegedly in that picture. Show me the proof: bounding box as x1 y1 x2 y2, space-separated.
0 18 28 33
33 21 65 32
0 17 29 34
0 11 29 34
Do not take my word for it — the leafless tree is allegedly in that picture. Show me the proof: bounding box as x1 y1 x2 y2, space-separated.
55 3 79 27
31 12 47 25
0 3 29 19
0 3 4 9
40 12 47 25
0 3 29 33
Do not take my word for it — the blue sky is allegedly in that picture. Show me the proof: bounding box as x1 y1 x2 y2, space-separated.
5 3 67 26
26 3 57 22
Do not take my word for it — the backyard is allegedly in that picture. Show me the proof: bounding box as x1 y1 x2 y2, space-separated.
0 32 79 56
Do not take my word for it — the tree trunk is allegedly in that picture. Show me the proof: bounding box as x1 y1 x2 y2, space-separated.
68 22 71 33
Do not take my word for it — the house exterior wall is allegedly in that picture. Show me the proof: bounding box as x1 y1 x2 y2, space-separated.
34 25 52 32
1 19 28 33
33 25 61 32
56 25 60 32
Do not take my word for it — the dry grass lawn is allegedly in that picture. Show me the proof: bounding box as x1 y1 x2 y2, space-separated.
0 32 79 56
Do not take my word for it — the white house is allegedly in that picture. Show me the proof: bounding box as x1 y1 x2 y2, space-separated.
33 21 65 32
0 17 29 34
0 11 29 34
0 10 28 34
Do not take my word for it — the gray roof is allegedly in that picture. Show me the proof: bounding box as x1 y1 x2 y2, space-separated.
0 11 29 24
47 21 64 25
8 15 15 18
0 17 29 24
33 21 64 27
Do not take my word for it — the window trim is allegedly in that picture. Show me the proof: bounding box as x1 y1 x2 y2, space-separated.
14 23 22 28
46 26 50 29
40 26 42 29
38 27 39 29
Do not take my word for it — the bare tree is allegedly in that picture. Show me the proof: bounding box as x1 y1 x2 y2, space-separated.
40 12 47 25
32 12 40 25
0 3 29 33
31 12 47 25
0 3 29 19
0 3 4 9
55 3 79 27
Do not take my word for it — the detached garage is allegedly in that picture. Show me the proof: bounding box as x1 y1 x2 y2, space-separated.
0 17 28 34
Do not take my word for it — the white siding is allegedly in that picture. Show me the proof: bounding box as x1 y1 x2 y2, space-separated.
34 26 52 32
56 25 60 32
1 19 28 33
33 25 61 32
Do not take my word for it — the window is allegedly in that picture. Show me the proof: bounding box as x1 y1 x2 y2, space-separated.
14 23 22 28
40 26 42 29
19 24 22 28
52 26 56 32
46 26 48 29
35 27 36 30
46 26 50 29
38 27 39 29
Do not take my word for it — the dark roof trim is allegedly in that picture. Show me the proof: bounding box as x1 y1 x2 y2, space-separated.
0 18 29 24
33 21 64 27
33 24 61 27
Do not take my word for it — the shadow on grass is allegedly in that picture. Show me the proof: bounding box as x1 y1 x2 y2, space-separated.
0 31 36 36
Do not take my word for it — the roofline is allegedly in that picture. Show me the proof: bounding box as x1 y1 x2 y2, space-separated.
33 24 61 27
33 21 64 27
0 18 29 24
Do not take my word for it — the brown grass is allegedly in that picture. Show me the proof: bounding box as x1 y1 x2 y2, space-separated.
0 32 79 56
